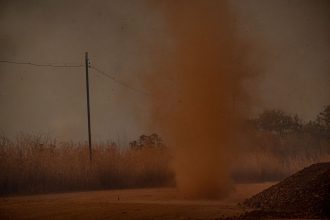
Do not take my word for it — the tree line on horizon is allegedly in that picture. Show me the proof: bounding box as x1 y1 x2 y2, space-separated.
248 105 330 140
128 105 330 151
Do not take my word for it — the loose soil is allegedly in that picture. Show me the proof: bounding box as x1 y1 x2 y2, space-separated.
244 162 330 219
0 183 273 220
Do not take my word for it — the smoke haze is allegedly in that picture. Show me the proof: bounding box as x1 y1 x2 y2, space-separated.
0 0 329 143
232 0 330 119
0 0 159 142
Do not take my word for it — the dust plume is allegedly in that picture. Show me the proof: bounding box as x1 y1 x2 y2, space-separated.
147 1 254 199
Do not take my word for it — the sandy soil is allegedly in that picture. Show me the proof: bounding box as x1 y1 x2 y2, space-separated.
0 182 275 220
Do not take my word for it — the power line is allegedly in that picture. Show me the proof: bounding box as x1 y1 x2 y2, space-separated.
0 58 150 96
90 65 150 96
0 60 83 68
91 65 172 108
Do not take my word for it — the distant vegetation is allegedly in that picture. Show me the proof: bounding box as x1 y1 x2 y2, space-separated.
0 106 329 195
0 134 173 195
250 105 330 140
231 105 330 182
129 133 165 150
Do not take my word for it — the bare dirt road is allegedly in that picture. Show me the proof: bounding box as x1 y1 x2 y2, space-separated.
0 183 274 220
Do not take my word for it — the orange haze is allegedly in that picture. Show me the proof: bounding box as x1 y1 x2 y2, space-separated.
146 0 254 199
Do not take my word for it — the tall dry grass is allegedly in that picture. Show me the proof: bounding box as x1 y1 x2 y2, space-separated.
0 132 329 195
230 131 330 182
0 134 173 195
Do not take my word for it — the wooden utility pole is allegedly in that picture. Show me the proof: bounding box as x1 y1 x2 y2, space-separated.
85 52 92 161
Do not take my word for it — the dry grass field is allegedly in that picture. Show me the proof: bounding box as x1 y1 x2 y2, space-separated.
0 131 328 219
0 183 275 220
0 134 329 195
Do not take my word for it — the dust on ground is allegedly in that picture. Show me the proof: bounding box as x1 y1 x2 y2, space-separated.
0 183 273 220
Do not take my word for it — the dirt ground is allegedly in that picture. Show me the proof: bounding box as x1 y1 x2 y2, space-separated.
0 183 275 220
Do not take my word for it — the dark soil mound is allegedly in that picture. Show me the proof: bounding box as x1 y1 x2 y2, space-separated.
244 162 330 218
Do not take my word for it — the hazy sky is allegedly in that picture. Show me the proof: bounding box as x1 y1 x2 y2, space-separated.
0 0 329 143
232 0 330 119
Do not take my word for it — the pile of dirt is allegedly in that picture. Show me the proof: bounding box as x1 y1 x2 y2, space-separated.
244 162 330 218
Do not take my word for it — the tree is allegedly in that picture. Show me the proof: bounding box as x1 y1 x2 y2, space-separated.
314 105 330 139
253 110 303 135
316 105 330 129
129 133 165 150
